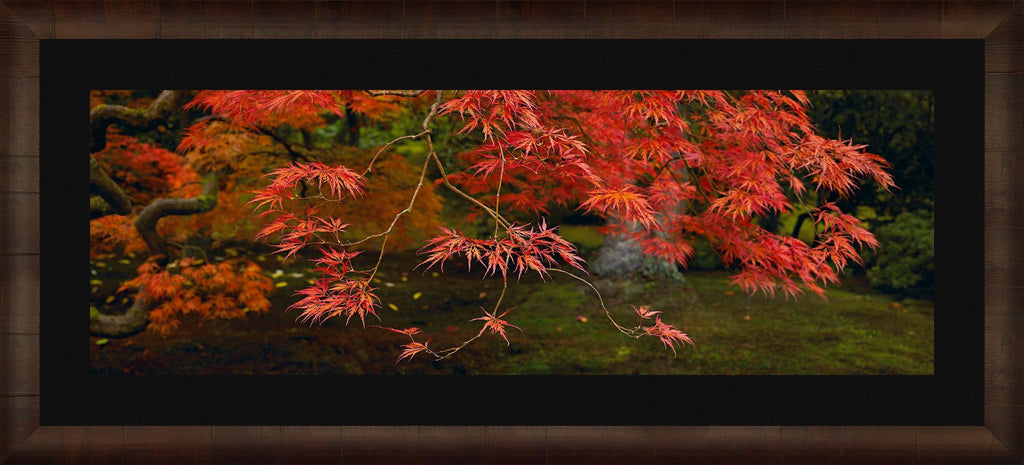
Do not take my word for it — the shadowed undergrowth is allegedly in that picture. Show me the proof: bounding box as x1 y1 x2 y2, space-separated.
90 243 933 376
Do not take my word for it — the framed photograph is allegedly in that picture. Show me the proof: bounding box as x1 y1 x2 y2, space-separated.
2 2 1021 464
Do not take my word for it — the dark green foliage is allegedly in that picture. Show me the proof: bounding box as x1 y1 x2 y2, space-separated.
686 238 724 271
866 210 934 297
807 90 934 218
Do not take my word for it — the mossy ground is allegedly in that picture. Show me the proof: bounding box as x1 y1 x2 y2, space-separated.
90 235 933 375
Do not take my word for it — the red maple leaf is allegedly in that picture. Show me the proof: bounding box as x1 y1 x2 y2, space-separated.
396 341 431 364
644 316 695 356
471 307 523 346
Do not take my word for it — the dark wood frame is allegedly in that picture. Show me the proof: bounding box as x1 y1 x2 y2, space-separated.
1 1 1021 463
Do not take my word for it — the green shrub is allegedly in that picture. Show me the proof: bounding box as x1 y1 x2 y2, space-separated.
686 238 724 271
866 210 934 298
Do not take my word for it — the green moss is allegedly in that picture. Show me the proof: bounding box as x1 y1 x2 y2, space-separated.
517 358 552 374
89 195 110 212
518 284 589 315
140 248 933 375
557 225 605 250
195 194 217 211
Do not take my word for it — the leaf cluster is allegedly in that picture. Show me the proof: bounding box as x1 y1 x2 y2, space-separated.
118 257 274 334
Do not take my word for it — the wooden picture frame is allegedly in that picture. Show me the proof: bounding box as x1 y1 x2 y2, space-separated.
2 1 1021 463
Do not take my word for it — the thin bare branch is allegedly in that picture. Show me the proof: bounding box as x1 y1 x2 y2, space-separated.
364 90 427 97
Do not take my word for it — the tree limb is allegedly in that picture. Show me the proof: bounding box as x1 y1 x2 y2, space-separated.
193 114 313 161
90 287 149 337
134 171 222 260
90 195 117 219
364 90 426 97
90 90 184 152
89 154 133 217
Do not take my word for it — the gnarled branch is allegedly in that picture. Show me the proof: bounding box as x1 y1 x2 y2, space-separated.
90 287 149 337
89 154 133 218
90 90 184 153
134 171 223 260
364 90 426 97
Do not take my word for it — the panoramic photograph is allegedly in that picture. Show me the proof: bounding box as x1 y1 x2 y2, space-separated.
88 89 934 375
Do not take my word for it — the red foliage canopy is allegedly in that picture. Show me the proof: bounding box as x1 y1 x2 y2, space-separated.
184 89 892 361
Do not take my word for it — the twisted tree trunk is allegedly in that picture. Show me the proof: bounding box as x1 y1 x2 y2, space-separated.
89 155 132 218
134 172 222 262
89 174 221 337
90 90 183 152
90 286 149 337
88 90 223 337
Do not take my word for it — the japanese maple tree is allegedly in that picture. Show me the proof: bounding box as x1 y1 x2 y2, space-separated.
89 90 441 337
89 90 283 336
180 89 892 362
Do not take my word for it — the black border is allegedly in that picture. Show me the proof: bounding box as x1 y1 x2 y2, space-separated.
41 40 983 426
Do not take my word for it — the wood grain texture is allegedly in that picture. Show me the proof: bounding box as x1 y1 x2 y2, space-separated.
496 1 586 39
784 1 884 38
651 426 779 464
340 426 488 464
826 1 881 38
987 286 1024 330
878 0 943 37
673 1 710 38
985 226 1024 289
253 1 317 39
0 157 38 194
59 426 126 465
209 426 283 465
987 262 1023 291
0 395 38 464
53 1 158 39
0 254 39 336
987 405 1024 459
985 11 1023 74
123 426 214 465
0 193 39 255
279 426 342 465
158 1 253 39
313 1 404 39
986 151 1024 228
543 426 656 464
0 3 38 77
942 0 1018 38
0 1 1020 464
986 74 1024 153
0 0 53 39
404 1 497 39
0 334 38 396
839 427 918 465
0 77 39 157
987 322 1024 407
484 426 548 465
583 0 677 38
917 426 998 464
705 1 785 39
777 426 843 464
3 426 58 465
783 0 832 38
